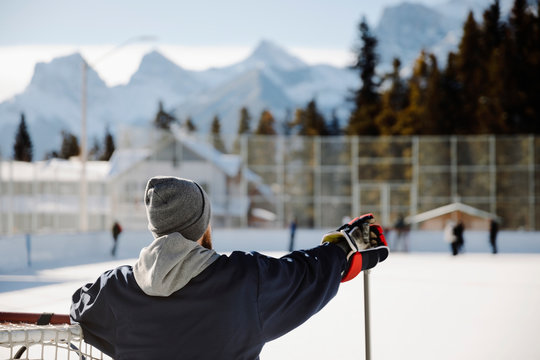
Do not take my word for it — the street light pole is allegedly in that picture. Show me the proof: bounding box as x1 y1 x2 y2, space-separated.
79 36 157 232
80 60 88 231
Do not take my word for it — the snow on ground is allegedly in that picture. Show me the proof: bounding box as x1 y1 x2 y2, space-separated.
1 229 540 359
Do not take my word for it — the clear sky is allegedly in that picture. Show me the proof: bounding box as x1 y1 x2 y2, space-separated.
0 0 447 102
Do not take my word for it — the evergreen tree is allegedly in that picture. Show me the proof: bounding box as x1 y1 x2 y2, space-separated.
281 108 294 136
347 17 381 135
88 137 101 160
100 126 115 161
328 109 342 135
393 51 430 135
439 53 463 134
237 107 251 135
510 0 529 51
233 107 252 154
375 58 408 134
385 58 409 112
153 101 176 130
59 131 80 159
476 0 507 133
184 116 197 132
13 113 33 162
530 0 540 132
210 115 227 153
507 0 540 132
456 11 483 132
255 109 277 135
295 99 328 136
487 30 516 133
481 0 504 53
424 54 444 134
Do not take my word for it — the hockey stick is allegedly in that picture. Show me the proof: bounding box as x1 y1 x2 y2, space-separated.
363 270 371 360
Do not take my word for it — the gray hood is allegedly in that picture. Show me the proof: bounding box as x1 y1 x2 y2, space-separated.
133 232 220 297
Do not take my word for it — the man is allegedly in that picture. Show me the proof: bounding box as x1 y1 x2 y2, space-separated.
71 176 389 359
111 221 122 257
489 219 499 254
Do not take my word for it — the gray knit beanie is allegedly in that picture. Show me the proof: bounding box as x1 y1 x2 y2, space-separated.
144 176 211 240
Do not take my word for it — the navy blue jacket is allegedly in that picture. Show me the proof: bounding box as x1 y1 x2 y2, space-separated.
71 244 346 359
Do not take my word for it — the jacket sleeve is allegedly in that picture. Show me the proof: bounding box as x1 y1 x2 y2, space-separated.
70 268 127 357
255 243 347 341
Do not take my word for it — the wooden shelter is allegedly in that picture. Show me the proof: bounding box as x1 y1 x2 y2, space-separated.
406 202 500 230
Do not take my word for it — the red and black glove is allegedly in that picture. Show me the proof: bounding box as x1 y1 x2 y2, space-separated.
322 214 389 282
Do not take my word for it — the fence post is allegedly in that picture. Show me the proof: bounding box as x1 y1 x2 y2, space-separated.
25 233 32 267
489 135 497 218
450 135 458 202
352 137 359 217
410 137 419 227
240 134 249 228
314 136 322 228
529 135 535 230
8 160 14 235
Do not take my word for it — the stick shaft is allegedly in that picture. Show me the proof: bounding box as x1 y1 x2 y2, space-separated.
363 271 371 360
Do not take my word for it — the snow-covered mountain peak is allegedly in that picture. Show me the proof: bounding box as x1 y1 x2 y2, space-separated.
241 40 307 71
128 50 187 83
139 50 182 70
29 53 106 95
375 2 461 69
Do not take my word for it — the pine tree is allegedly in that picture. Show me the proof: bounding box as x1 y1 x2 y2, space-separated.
59 131 80 159
476 0 507 133
255 109 277 135
184 116 197 132
237 107 251 135
529 0 540 132
393 51 430 135
456 11 483 132
507 0 540 133
375 58 408 134
210 115 227 153
487 29 517 133
295 99 328 136
233 107 252 154
347 17 381 135
439 53 463 134
100 126 115 161
328 109 342 136
13 113 33 162
88 137 101 160
281 108 294 136
492 0 536 133
424 54 444 134
153 101 176 130
481 0 504 53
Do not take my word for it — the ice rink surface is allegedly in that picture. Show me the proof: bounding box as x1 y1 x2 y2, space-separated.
1 229 540 359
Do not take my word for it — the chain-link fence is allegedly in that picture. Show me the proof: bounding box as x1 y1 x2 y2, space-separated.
1 134 538 234
239 134 538 230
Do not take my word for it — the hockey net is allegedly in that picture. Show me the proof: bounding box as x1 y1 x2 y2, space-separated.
0 312 109 360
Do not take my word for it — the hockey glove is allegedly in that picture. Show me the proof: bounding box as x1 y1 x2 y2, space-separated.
322 214 389 282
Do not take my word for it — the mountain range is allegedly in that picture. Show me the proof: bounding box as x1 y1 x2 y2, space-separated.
0 0 519 160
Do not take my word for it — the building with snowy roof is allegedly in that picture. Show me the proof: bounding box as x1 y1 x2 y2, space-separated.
0 127 275 235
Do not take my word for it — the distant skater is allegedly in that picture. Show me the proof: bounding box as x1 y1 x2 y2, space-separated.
453 220 465 254
489 219 499 254
444 220 458 256
288 218 297 252
111 221 123 257
393 214 409 252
